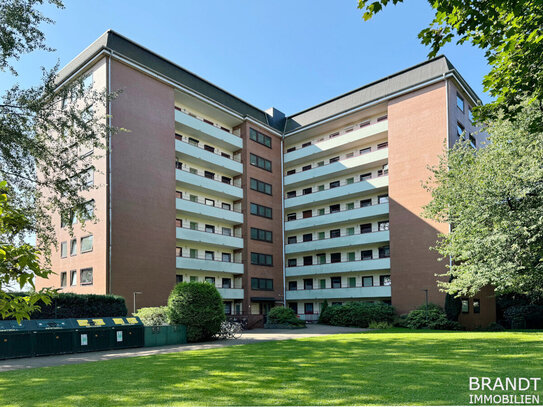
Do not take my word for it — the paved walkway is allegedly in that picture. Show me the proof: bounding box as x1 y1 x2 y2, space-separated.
0 324 366 372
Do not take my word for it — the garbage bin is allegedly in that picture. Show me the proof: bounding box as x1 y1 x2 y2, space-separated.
144 325 187 347
33 319 76 356
108 317 144 349
72 318 113 353
0 320 36 359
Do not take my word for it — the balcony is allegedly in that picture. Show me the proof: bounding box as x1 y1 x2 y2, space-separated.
175 138 242 176
284 120 388 166
286 258 390 277
285 203 389 232
286 285 391 300
176 227 244 250
285 230 389 254
175 109 242 151
284 148 388 188
284 175 388 210
176 256 244 274
217 287 244 300
176 198 243 225
176 168 243 201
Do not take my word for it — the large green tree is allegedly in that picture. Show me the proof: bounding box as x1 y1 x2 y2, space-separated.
423 101 543 300
0 0 113 320
358 0 543 123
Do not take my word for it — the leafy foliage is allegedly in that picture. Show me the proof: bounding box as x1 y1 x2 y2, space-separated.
423 101 543 300
357 0 543 122
319 302 395 328
405 304 462 330
167 282 225 342
503 305 543 329
134 306 169 326
266 307 305 327
368 321 392 329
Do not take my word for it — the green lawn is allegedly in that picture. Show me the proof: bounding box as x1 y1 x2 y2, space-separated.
0 329 542 406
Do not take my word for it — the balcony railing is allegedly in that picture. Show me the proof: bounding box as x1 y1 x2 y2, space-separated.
177 226 243 239
286 229 389 245
175 134 241 162
286 202 388 221
287 256 390 268
175 163 242 187
176 194 242 213
285 172 388 199
288 283 390 291
176 254 242 264
175 106 240 138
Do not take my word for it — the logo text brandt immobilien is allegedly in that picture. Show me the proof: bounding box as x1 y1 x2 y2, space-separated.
469 377 541 405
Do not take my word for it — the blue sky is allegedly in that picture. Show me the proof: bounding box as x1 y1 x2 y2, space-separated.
1 1 490 114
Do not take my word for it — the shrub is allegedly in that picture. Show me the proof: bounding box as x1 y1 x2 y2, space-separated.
168 282 225 342
267 307 305 327
319 302 395 328
485 322 505 331
3 292 127 319
444 293 462 321
134 306 169 326
504 304 543 329
368 321 392 329
405 304 462 330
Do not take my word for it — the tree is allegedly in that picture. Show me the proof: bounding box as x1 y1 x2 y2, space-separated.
357 1 543 123
423 100 543 301
0 0 115 319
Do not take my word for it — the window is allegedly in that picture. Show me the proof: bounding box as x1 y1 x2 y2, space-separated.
329 156 339 163
222 253 231 262
379 245 390 258
330 204 340 213
302 210 312 219
176 275 183 284
457 122 465 137
190 221 198 230
318 185 325 191
303 233 313 242
286 169 296 176
189 195 198 202
360 120 370 127
221 152 231 159
205 251 214 261
205 224 215 233
287 259 297 267
346 202 354 210
60 272 67 287
288 281 298 290
377 142 388 150
302 165 312 172
329 132 339 138
221 202 231 210
222 227 231 236
304 279 313 290
251 252 273 266
304 303 314 314
320 279 326 289
317 161 324 167
176 191 182 199
190 249 197 258
287 147 296 153
80 235 93 253
189 167 197 174
378 194 389 204
380 275 391 286
249 128 271 148
360 147 371 155
81 200 94 221
331 277 341 288
287 213 296 221
360 223 372 234
360 173 372 181
330 229 340 238
302 187 312 195
83 73 93 89
461 299 469 313
287 236 297 244
361 250 373 260
205 198 215 206
318 231 325 240
377 115 388 122
205 276 216 285
80 268 93 285
346 177 354 185
303 256 313 266
360 198 372 207
329 180 340 189
60 241 67 258
469 135 477 148
347 252 355 261
221 176 231 184
349 277 356 288
362 276 373 287
70 270 77 286
250 178 272 195
287 191 296 199
250 203 272 219
176 247 182 257
288 302 298 313
204 144 214 152
302 142 311 147
346 227 355 236
251 227 273 242
70 239 77 256
250 153 272 172
378 221 389 231
330 253 341 263
204 171 215 179
190 276 198 282
473 299 480 314
251 278 273 290
456 93 464 112
82 168 94 186
317 253 326 264
318 208 325 216
224 302 232 315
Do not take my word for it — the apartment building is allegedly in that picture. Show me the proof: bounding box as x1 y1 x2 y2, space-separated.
36 30 495 328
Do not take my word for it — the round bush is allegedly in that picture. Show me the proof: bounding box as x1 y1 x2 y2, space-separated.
267 307 305 327
134 306 169 326
168 282 225 342
319 301 395 328
405 304 462 330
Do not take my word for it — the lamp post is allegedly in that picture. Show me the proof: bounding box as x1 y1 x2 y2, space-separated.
133 291 143 314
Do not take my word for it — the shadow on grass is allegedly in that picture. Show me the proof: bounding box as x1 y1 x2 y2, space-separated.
0 331 541 406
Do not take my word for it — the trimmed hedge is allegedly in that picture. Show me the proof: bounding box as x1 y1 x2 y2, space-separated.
168 282 225 342
405 304 462 330
503 304 543 329
319 302 395 328
266 307 305 327
134 306 169 326
3 292 127 319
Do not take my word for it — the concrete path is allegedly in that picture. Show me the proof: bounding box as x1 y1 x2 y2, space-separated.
0 324 367 373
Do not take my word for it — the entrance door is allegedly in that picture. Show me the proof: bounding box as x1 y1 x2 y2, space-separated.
261 302 273 316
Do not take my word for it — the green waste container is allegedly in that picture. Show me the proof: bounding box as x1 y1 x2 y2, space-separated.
108 317 144 349
33 319 76 356
144 325 187 347
0 320 36 359
72 318 113 353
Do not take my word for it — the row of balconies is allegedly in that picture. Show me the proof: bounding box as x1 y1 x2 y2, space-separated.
285 230 389 254
285 285 391 300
